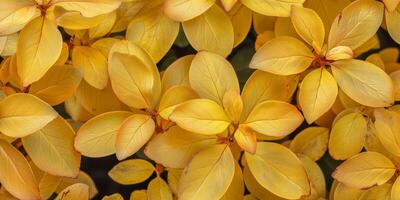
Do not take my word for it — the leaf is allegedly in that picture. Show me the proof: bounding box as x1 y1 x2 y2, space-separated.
182 5 234 57
74 111 132 157
242 100 303 137
189 51 239 105
148 177 173 200
145 126 216 168
245 142 310 199
102 193 123 200
115 114 155 160
72 46 108 90
0 93 57 138
359 183 392 199
167 169 182 195
252 13 275 34
298 155 326 198
228 3 252 47
158 86 198 119
328 0 384 49
392 71 400 101
0 2 39 35
17 16 63 86
392 176 400 200
56 171 98 199
290 6 325 51
326 46 354 60
55 183 89 200
170 99 231 135
111 1 146 33
130 190 147 200
22 117 81 177
243 165 285 200
374 108 400 157
333 182 364 200
329 112 367 160
331 59 394 107
55 11 108 30
29 65 82 106
108 159 154 185
126 5 179 62
178 145 235 200
161 55 193 93
241 0 304 17
55 42 70 66
290 127 329 161
164 0 216 21
241 70 299 119
0 140 40 200
299 68 338 123
249 36 314 75
52 0 121 17
220 162 244 200
88 11 117 39
30 162 62 200
332 152 395 189
234 127 257 154
386 5 400 44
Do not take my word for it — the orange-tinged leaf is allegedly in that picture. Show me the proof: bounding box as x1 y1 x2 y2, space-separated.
326 46 354 61
392 70 400 101
55 183 89 200
332 152 395 189
22 117 81 178
290 127 329 161
221 0 237 11
158 86 198 119
189 51 239 105
243 100 303 137
145 126 216 168
178 145 235 200
245 142 310 199
170 99 231 135
331 59 394 107
74 111 132 157
234 127 257 154
182 5 234 57
299 68 338 123
148 177 173 200
249 36 314 75
383 0 400 12
130 190 147 200
392 176 400 200
164 0 216 21
0 140 40 200
115 114 155 160
0 93 57 138
241 0 304 17
102 193 123 200
108 159 154 185
17 16 63 86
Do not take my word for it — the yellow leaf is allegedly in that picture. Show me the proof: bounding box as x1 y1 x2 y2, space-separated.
56 171 98 199
386 5 400 44
326 46 354 61
298 155 326 198
148 177 173 200
331 59 394 107
328 0 384 50
379 48 399 63
222 90 243 123
115 114 155 160
243 100 303 137
255 31 275 51
274 17 300 40
221 0 238 11
249 36 314 75
74 111 132 157
374 108 400 157
158 85 198 119
333 182 364 200
130 190 147 200
228 3 252 47
0 3 39 35
167 169 182 195
366 53 385 70
161 55 193 93
29 65 82 106
353 34 380 57
109 53 154 109
91 37 120 57
0 93 57 138
392 176 400 200
54 42 70 66
234 127 257 154
182 5 234 57
299 68 338 123
22 117 81 177
359 183 392 200
245 142 310 199
145 126 216 168
111 1 146 33
220 162 244 200
241 70 299 119
52 0 121 17
164 0 216 21
241 0 304 17
178 145 235 200
332 152 395 189
290 127 329 161
17 16 63 86
0 140 40 200
55 183 89 200
88 11 117 39
243 166 285 200
383 0 400 12
252 13 275 34
126 5 179 62
170 99 231 135
392 70 400 101
102 193 123 200
0 33 18 57
329 112 367 160
55 10 109 30
290 6 325 51
189 51 239 105
72 46 108 90
30 162 62 200
108 159 154 185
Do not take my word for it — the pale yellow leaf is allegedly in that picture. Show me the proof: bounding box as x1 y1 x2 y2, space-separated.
222 90 243 123
161 55 193 93
111 1 145 33
74 111 132 157
88 11 117 39
249 36 314 75
0 93 57 138
0 3 40 35
326 46 354 61
91 37 120 57
241 0 304 17
148 177 173 200
374 108 400 157
164 0 216 21
220 162 244 200
228 3 252 47
55 10 108 30
55 183 89 200
0 33 18 57
158 85 198 119
243 166 285 200
52 0 122 17
109 159 154 185
290 127 329 161
182 5 234 57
